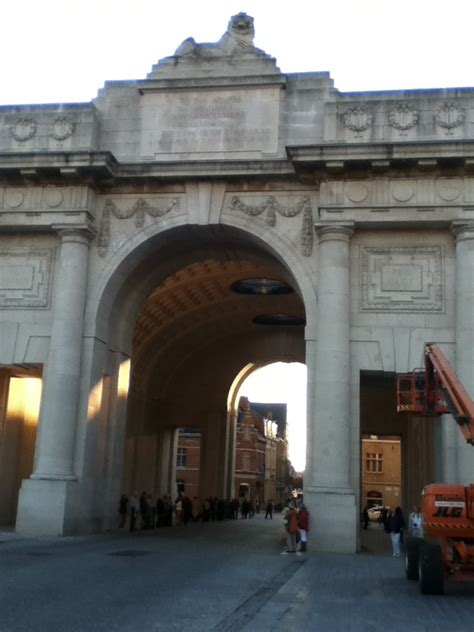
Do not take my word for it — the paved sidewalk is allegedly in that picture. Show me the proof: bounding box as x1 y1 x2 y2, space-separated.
1 518 473 632
243 526 474 632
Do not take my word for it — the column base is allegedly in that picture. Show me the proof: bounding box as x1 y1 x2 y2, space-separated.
304 487 358 553
16 478 78 537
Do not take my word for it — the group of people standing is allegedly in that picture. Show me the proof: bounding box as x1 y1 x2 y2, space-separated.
361 503 424 557
119 492 268 531
281 501 310 555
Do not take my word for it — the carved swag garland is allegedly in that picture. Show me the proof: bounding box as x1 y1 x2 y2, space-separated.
97 195 314 257
98 198 180 256
227 195 314 257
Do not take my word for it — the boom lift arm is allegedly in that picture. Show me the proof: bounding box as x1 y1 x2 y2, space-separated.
397 343 474 445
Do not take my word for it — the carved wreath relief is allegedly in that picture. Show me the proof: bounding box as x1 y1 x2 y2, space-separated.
227 196 314 257
98 198 181 256
361 246 443 312
342 107 373 137
12 118 37 141
434 102 465 134
11 116 75 142
388 103 419 135
50 117 74 141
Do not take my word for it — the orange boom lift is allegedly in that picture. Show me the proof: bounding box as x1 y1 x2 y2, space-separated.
396 343 474 594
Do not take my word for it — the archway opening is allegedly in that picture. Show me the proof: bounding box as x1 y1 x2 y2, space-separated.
115 225 306 518
360 371 435 554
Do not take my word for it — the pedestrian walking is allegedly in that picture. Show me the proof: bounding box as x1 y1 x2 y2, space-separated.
387 506 405 557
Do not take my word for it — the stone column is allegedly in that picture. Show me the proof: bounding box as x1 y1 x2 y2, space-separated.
305 222 357 552
157 428 173 496
16 226 93 535
33 228 94 479
452 222 474 484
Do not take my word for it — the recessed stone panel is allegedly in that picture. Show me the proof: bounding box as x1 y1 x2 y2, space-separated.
0 248 54 309
361 247 443 312
140 88 280 159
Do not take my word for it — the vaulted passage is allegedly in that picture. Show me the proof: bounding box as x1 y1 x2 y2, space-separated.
119 225 306 501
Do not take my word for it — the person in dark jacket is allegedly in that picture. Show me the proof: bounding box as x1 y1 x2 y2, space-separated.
387 506 405 557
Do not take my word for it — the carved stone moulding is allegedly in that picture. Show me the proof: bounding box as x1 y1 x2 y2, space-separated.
98 197 181 257
342 107 373 133
12 118 37 142
391 182 415 203
388 103 419 132
0 248 54 309
44 188 64 208
4 189 25 208
436 181 460 202
227 195 314 257
434 102 465 133
345 183 368 203
50 117 74 141
361 246 443 312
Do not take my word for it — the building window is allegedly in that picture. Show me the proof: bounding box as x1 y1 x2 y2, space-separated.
177 448 187 468
242 451 251 471
365 452 383 473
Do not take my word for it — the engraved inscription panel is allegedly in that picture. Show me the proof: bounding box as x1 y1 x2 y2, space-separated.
0 248 54 308
361 247 443 312
140 88 279 159
381 265 422 292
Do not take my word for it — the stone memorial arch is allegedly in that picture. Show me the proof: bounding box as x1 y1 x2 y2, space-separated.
0 13 473 552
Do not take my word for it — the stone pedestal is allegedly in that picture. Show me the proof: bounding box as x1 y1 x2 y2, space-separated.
16 479 78 536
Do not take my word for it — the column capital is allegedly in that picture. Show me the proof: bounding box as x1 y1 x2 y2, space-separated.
314 221 355 243
52 224 96 245
451 221 474 242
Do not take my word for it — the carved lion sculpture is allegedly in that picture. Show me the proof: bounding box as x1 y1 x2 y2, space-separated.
174 12 258 58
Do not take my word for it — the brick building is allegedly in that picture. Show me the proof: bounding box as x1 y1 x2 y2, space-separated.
175 428 201 499
361 435 401 510
175 397 290 503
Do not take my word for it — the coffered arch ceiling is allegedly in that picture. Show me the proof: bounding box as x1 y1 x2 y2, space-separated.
125 227 306 403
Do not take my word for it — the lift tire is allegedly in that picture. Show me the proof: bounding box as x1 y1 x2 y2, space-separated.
405 537 422 580
418 541 444 595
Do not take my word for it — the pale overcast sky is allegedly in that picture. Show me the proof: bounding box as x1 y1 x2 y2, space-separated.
238 363 307 472
2 0 474 106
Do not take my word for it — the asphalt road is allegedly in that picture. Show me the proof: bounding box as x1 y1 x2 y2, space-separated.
1 515 473 632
